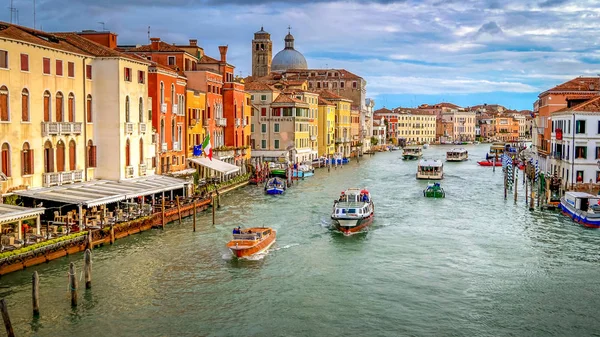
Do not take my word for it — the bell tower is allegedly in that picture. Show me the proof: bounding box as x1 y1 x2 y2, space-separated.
252 26 272 77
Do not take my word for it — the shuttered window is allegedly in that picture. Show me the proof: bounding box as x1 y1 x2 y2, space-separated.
43 57 50 74
20 54 28 71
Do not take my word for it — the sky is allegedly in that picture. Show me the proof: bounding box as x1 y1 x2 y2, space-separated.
5 0 600 110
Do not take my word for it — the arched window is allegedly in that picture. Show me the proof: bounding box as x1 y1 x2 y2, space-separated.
139 138 144 164
125 139 131 167
43 91 51 122
69 140 76 171
171 84 175 107
0 86 8 122
56 140 65 172
21 142 33 175
21 89 29 122
125 96 130 123
55 92 64 122
160 119 165 144
1 143 10 177
87 140 96 168
171 118 175 145
139 97 144 122
86 94 92 122
44 141 54 173
68 93 75 122
160 82 164 105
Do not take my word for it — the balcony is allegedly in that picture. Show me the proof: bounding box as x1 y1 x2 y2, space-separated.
139 164 147 176
235 118 241 127
310 135 317 141
217 118 227 127
243 119 248 127
139 123 147 134
125 122 134 134
161 143 168 152
161 103 167 113
42 122 83 137
125 166 134 178
173 141 181 151
42 170 83 187
172 104 178 115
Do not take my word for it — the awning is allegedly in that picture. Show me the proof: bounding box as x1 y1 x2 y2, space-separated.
169 168 197 177
188 157 240 175
123 175 188 199
0 204 45 224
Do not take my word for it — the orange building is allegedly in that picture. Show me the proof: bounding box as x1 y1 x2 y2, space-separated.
494 116 519 142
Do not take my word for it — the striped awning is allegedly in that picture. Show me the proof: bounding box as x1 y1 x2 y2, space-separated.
0 204 45 224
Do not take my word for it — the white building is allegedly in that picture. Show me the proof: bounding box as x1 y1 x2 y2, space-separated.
441 111 476 141
550 97 600 187
363 98 375 153
372 117 386 146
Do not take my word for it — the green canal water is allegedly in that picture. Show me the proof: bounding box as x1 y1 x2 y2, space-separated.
2 145 600 336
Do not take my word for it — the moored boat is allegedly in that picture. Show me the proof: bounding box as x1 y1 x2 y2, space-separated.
416 159 443 180
446 148 468 162
331 188 374 235
268 162 288 177
477 160 502 167
559 192 600 228
424 182 445 198
264 177 286 195
402 146 423 160
226 227 276 258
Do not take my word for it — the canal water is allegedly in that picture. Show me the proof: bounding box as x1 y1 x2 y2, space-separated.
2 144 600 336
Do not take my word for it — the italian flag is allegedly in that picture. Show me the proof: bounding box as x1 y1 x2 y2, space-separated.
202 134 213 160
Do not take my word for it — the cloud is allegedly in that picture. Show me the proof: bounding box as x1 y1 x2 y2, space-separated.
538 0 569 7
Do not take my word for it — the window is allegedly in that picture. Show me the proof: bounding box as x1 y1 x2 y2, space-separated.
124 67 132 81
0 50 7 69
274 139 280 149
251 95 255 101
138 70 145 84
352 81 357 89
272 108 281 117
261 107 267 116
56 60 63 76
42 57 52 74
251 124 254 132
21 142 33 175
168 56 175 66
1 143 10 177
21 89 29 122
20 54 28 71
69 140 76 171
68 93 75 122
44 141 54 173
596 146 600 160
85 65 92 79
68 62 75 77
340 81 345 88
261 124 266 133
87 140 96 167
125 96 130 122
55 92 64 122
575 146 587 159
260 95 266 101
261 139 266 149
125 139 131 167
171 84 175 106
576 120 586 134
139 97 144 122
43 91 51 122
274 123 280 132
139 138 144 164
56 141 65 172
576 170 584 183
86 94 92 122
0 85 8 122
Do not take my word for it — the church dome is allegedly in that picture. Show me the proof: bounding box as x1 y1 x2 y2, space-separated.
271 31 307 73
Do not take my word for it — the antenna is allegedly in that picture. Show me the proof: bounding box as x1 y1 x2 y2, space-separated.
8 0 16 24
98 21 106 31
148 26 151 43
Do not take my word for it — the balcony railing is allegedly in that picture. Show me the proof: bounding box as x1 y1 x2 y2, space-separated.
125 122 134 134
161 143 168 152
235 118 241 127
139 164 147 176
172 104 178 115
139 123 147 134
42 122 83 137
310 135 317 141
217 118 227 127
161 103 167 113
173 141 181 151
125 166 134 178
42 170 83 187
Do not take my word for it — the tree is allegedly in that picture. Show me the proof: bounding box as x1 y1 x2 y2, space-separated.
370 136 378 145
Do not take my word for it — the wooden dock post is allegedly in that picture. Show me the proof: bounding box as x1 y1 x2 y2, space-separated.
87 230 93 250
493 156 496 172
212 196 216 225
109 225 115 245
530 180 535 211
84 249 92 289
514 168 518 202
176 196 182 226
0 299 14 337
193 200 197 232
32 271 40 316
161 198 165 229
525 176 529 205
69 262 77 307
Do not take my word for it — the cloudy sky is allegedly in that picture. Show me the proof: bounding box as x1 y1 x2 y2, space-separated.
6 0 600 110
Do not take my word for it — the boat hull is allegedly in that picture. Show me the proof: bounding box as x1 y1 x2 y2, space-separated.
416 174 443 180
446 158 468 162
559 199 600 228
332 214 374 235
265 188 285 195
403 154 421 160
270 169 287 177
477 161 502 167
227 232 277 258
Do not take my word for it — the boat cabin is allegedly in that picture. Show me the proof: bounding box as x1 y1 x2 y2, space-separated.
416 159 444 180
337 188 371 203
564 192 600 212
232 228 272 241
446 148 468 161
333 204 371 218
489 142 505 156
403 146 422 155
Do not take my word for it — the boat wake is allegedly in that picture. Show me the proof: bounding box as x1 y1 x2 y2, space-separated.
271 243 300 251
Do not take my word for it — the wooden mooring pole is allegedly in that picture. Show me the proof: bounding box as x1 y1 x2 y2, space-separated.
69 262 77 307
530 180 535 211
109 225 115 245
514 168 518 202
161 198 165 229
176 196 182 226
0 299 14 337
193 200 197 232
525 176 529 205
503 168 507 200
212 196 216 225
84 249 92 289
32 271 40 316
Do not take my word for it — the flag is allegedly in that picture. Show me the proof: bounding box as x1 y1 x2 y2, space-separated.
202 134 212 161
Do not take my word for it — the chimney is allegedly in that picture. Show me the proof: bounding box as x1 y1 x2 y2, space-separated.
150 37 160 50
189 39 197 46
218 45 228 63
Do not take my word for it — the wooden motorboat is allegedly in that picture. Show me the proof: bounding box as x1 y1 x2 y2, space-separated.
226 227 276 258
264 177 286 195
477 160 502 167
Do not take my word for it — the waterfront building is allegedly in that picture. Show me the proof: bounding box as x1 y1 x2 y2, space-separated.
350 107 361 156
285 89 319 160
440 111 476 142
318 97 336 157
396 110 436 144
319 90 352 157
0 23 92 195
549 96 600 187
363 98 375 153
186 89 206 158
58 32 155 181
373 108 397 141
247 81 279 157
477 113 495 141
372 117 387 146
493 115 519 142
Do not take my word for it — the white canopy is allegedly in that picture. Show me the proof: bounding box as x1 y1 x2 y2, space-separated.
188 157 240 175
0 204 45 224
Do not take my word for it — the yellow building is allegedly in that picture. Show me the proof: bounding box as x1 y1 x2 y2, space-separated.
0 23 93 194
350 107 360 156
320 90 352 157
318 97 335 157
186 89 206 158
397 111 436 144
287 90 319 161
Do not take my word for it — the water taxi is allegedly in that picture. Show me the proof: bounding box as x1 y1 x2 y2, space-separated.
292 162 315 178
488 142 506 159
264 177 286 195
269 162 288 177
402 146 423 160
446 148 468 162
416 159 443 180
559 192 600 228
226 227 276 258
477 159 502 167
331 188 374 235
424 182 445 198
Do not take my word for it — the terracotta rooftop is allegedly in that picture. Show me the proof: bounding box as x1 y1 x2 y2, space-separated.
54 33 147 63
374 107 393 114
245 82 276 91
554 96 600 113
198 55 220 64
285 68 363 80
318 90 345 100
318 97 335 106
272 94 306 105
543 77 600 95
0 22 89 55
125 39 185 53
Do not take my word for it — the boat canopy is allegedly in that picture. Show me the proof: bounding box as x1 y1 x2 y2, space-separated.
447 148 467 154
418 159 443 168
